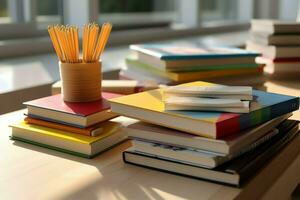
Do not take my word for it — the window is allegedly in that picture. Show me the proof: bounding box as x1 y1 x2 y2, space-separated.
0 0 10 24
201 0 238 22
98 0 178 29
199 0 254 27
36 0 62 29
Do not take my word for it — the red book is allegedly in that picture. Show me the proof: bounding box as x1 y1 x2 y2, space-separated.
24 93 122 128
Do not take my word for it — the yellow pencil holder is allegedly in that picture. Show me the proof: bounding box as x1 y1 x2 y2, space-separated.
59 61 102 102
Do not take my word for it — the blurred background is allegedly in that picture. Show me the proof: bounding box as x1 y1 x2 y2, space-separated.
0 0 299 113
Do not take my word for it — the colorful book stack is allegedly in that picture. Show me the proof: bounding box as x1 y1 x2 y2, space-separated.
246 19 300 79
10 93 127 158
121 44 266 88
108 81 300 186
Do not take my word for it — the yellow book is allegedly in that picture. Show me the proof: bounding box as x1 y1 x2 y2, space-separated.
109 81 299 139
10 120 126 158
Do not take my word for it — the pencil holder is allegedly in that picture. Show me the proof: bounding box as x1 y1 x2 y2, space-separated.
59 61 102 102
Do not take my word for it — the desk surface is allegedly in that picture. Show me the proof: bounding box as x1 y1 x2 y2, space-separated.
0 80 300 200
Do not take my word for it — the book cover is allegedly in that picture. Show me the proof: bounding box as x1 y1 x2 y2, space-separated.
130 44 260 60
24 92 122 117
109 81 299 139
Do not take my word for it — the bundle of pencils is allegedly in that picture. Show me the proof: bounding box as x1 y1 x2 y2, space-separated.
48 23 112 63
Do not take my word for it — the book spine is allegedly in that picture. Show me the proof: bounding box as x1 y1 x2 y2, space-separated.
27 114 86 129
237 123 298 185
216 97 299 138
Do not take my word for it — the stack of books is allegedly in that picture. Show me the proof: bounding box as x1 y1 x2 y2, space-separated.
108 81 299 186
10 93 127 158
246 19 300 79
163 85 253 113
121 44 266 88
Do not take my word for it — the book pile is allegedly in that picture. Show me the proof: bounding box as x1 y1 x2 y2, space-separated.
121 44 266 89
10 93 127 158
246 19 300 79
108 81 299 186
163 85 252 113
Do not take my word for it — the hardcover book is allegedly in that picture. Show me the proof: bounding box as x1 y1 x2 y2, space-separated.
126 57 263 82
10 120 126 158
130 44 260 60
24 93 122 128
109 81 299 139
126 114 289 155
251 19 300 34
124 120 299 186
126 56 260 72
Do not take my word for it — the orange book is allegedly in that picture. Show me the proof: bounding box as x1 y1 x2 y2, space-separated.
24 117 103 137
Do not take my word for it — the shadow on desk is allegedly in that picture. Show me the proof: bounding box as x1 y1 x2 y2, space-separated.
12 139 239 200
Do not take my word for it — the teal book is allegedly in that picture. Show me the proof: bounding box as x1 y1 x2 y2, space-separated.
130 44 260 60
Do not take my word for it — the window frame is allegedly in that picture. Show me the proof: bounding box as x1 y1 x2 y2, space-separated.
1 0 297 57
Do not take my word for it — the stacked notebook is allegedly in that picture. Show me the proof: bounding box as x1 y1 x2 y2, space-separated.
121 44 266 88
108 81 300 186
246 20 300 79
10 93 127 158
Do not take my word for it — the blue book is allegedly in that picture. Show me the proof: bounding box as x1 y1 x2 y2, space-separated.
130 44 261 60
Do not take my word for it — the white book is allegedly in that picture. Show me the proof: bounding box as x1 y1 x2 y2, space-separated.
246 41 300 59
164 85 253 100
126 114 290 155
164 96 250 113
251 19 300 34
164 97 249 108
132 127 279 168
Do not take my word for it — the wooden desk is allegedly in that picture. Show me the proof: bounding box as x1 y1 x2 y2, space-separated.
0 80 299 200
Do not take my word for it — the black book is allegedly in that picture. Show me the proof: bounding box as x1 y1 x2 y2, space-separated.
123 120 299 187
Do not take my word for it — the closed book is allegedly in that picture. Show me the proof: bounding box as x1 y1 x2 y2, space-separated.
126 57 263 82
131 122 281 168
24 93 122 128
246 41 300 59
256 57 300 75
126 114 290 155
250 32 300 46
121 69 266 87
130 44 259 60
126 56 259 72
251 19 300 34
10 120 126 158
123 120 299 186
164 97 250 113
163 85 253 100
24 117 104 137
109 81 299 139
